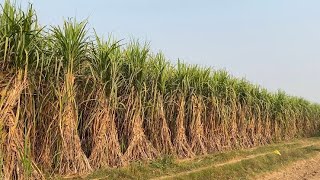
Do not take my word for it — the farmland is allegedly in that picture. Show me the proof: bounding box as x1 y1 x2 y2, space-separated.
0 1 320 179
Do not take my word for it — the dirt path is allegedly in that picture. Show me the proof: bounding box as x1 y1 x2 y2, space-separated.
152 152 270 180
152 142 319 180
257 153 320 180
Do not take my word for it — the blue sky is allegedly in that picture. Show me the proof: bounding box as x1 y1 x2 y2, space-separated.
3 0 320 102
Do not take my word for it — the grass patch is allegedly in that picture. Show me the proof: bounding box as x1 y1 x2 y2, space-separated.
72 137 320 180
177 145 320 180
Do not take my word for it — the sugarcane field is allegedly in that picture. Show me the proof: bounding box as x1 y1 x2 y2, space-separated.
1 0 320 179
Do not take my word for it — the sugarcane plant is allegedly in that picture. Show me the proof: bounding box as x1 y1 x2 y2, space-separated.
118 41 159 162
0 1 44 179
50 19 92 175
86 34 123 168
144 53 174 155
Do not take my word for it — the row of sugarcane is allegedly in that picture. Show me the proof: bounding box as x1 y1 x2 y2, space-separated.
0 1 319 179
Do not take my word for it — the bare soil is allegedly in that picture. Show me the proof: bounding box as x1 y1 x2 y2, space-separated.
257 153 320 180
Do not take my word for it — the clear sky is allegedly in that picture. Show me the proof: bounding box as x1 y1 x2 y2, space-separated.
3 0 320 103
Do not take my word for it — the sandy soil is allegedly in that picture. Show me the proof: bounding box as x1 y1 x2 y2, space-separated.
257 153 320 180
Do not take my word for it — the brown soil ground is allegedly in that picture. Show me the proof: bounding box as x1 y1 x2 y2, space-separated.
257 153 320 180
